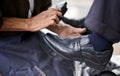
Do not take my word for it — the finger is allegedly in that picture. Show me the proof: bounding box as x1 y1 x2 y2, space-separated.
56 11 62 17
48 15 60 23
51 11 62 17
48 7 60 11
52 15 60 23
71 34 81 37
74 28 87 33
61 33 81 38
48 8 62 17
48 19 57 26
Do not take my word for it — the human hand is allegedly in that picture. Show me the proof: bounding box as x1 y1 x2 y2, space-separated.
48 23 86 38
57 25 86 38
28 8 62 31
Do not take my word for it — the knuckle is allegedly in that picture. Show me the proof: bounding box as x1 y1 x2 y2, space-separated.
52 15 57 19
51 20 55 23
50 20 55 25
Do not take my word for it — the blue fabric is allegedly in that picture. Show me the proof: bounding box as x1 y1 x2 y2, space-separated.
89 33 112 51
85 0 120 43
0 31 74 76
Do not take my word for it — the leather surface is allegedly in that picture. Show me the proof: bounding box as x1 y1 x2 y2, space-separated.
43 33 113 70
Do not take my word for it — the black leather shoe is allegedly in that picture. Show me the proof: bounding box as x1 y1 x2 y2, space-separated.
42 33 113 70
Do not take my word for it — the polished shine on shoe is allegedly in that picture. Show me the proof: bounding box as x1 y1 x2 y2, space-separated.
42 33 113 70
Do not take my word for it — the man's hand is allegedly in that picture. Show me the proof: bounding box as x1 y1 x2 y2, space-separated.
28 8 62 31
47 23 86 38
57 25 86 38
0 8 62 31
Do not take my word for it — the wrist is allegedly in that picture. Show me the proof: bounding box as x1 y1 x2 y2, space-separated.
25 18 34 31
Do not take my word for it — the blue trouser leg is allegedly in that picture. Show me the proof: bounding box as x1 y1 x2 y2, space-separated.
0 32 74 76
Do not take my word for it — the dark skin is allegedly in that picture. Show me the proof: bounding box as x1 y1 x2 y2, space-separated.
0 8 86 37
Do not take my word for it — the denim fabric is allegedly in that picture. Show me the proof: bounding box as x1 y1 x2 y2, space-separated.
0 31 74 76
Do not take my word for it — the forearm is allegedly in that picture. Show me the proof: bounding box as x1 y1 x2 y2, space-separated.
0 8 62 31
0 17 31 31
